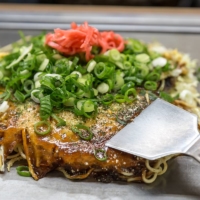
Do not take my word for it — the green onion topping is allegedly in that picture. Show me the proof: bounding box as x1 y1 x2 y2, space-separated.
34 121 51 135
94 149 107 161
16 166 31 177
71 124 93 141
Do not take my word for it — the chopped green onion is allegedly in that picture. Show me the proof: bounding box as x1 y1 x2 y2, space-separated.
91 46 101 55
109 49 121 62
101 93 114 105
0 90 11 101
87 60 96 72
132 40 144 53
24 80 34 93
71 71 82 78
71 124 93 141
94 149 107 161
124 88 137 102
77 77 87 85
126 39 144 53
76 100 84 110
35 80 41 88
114 94 126 103
31 89 43 103
123 61 132 70
55 58 71 75
134 63 149 78
77 99 95 113
105 79 114 91
93 88 98 96
44 73 62 80
144 81 158 91
124 76 143 86
6 44 33 69
83 100 95 112
135 54 150 63
34 121 51 135
97 82 109 94
40 95 52 120
50 88 65 107
64 97 75 107
16 166 31 177
71 56 79 70
51 113 66 127
39 58 49 71
20 69 29 75
114 71 124 91
125 55 135 64
53 54 63 60
40 76 55 91
14 90 25 102
146 71 160 82
159 91 177 103
121 82 135 94
94 62 113 79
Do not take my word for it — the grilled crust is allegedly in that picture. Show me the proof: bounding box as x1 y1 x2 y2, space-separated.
0 94 150 182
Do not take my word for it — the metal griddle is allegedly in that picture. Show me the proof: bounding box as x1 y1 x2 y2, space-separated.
1 8 200 200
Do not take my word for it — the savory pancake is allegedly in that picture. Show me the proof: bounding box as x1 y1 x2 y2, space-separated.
0 23 200 184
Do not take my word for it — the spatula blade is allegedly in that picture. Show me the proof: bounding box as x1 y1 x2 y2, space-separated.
106 98 199 160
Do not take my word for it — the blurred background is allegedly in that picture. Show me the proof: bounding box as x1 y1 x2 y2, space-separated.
1 0 200 59
0 0 200 6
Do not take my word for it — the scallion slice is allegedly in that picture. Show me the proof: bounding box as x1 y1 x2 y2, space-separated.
39 58 49 71
97 82 109 94
40 95 52 120
94 62 113 79
77 99 95 113
87 60 96 72
124 76 143 86
34 121 51 135
114 72 124 91
114 94 126 103
0 90 11 101
144 81 158 91
71 124 93 141
135 53 150 63
123 61 132 70
14 90 25 102
160 91 176 103
6 44 33 69
24 80 34 93
94 149 107 161
124 88 137 103
64 97 75 107
101 93 114 105
31 89 43 103
146 71 160 82
51 113 66 127
109 49 121 62
71 71 82 78
16 166 31 177
121 82 135 94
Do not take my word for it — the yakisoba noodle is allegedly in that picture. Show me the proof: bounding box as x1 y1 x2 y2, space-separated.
0 31 200 184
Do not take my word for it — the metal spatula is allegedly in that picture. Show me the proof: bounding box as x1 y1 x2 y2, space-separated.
106 98 200 162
